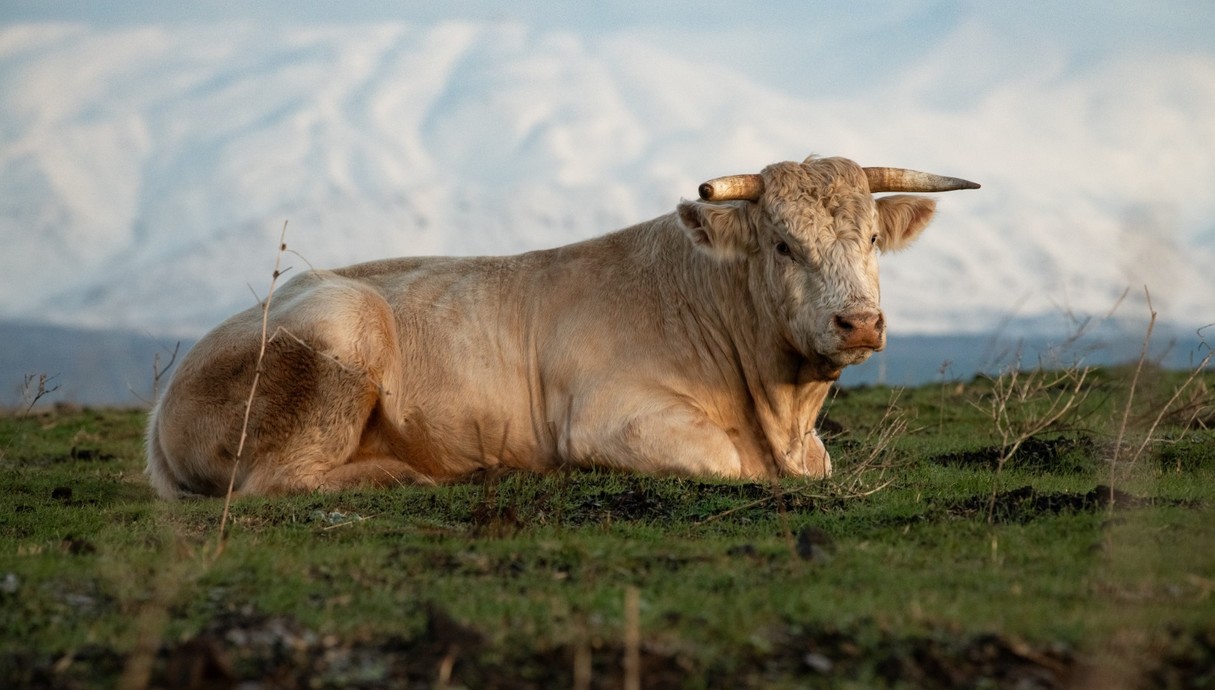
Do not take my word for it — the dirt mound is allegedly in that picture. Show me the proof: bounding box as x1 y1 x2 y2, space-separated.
931 435 1097 472
8 607 1214 689
950 485 1147 524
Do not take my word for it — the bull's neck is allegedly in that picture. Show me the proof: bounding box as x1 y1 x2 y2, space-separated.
645 214 835 476
727 312 835 477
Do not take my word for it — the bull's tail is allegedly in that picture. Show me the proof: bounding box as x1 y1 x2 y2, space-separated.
144 405 186 500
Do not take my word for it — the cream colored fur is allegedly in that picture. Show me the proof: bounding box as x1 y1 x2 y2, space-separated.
146 156 941 498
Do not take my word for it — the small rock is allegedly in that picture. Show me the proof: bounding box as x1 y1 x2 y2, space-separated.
0 572 19 594
61 536 97 555
796 527 834 562
163 636 235 690
726 544 758 557
804 652 833 673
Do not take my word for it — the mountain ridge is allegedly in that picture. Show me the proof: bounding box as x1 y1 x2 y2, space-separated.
1 16 1213 395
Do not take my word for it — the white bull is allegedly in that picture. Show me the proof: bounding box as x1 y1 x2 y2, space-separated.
146 155 977 498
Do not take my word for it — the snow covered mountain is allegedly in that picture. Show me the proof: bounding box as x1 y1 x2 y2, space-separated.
1 7 1214 405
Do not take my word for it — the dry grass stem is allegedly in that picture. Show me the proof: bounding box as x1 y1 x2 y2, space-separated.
150 341 180 403
573 639 592 690
1109 288 1156 490
623 586 641 690
216 221 291 557
20 373 60 417
0 374 61 461
982 359 1091 523
834 389 909 496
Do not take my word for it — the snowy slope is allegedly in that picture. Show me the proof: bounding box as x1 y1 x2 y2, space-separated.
1 17 1214 342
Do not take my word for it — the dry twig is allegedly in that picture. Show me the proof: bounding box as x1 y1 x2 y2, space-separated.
981 359 1091 523
215 221 291 557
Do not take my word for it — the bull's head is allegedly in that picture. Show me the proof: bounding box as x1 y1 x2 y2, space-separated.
676 155 978 379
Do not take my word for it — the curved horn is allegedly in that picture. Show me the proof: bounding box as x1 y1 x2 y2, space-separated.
698 174 764 202
863 167 981 193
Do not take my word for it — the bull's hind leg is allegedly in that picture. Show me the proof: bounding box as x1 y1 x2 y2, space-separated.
314 457 435 492
154 271 439 497
226 276 418 495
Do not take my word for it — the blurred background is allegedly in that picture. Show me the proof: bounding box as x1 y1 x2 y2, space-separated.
2 1 1213 406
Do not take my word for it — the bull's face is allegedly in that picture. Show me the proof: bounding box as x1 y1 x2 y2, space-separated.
677 156 944 378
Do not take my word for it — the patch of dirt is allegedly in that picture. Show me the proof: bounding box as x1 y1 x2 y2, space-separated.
1146 626 1215 689
770 626 1076 689
451 472 800 531
949 485 1155 524
931 435 1097 472
8 608 1212 690
68 446 117 462
561 477 837 526
3 644 126 689
567 484 676 524
16 446 117 466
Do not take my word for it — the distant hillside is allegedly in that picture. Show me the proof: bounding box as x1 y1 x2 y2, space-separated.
0 321 192 409
2 20 1213 342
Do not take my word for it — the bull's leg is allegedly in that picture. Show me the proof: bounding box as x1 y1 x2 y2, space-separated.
798 430 832 477
565 403 747 478
154 273 423 497
220 334 392 496
235 282 412 495
314 457 436 492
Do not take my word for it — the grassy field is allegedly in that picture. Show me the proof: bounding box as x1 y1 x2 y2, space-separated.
1 363 1213 689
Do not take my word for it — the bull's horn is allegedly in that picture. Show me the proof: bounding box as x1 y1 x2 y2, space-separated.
698 174 764 202
863 167 981 193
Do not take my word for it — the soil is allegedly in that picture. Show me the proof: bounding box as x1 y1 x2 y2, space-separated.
930 435 1097 472
948 485 1155 524
6 608 1211 689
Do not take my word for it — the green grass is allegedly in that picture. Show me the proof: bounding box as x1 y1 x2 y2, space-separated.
1 367 1213 688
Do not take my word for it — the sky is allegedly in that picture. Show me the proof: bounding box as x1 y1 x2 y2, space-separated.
6 1 1213 66
2 0 1214 406
2 1 1213 337
7 1 1212 146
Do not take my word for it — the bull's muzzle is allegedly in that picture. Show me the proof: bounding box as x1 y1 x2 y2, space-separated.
833 310 885 351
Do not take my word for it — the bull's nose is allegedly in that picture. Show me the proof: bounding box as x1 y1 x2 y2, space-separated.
833 311 885 350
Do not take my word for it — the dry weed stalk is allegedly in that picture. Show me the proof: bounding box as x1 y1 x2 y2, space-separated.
937 359 955 434
149 341 180 403
1110 305 1214 485
119 224 296 688
215 221 292 556
623 586 641 690
116 512 197 690
833 388 909 497
0 374 62 462
1108 289 1156 491
981 360 1092 523
18 372 60 417
129 340 181 407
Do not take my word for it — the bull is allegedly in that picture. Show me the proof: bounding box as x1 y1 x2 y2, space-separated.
146 154 978 498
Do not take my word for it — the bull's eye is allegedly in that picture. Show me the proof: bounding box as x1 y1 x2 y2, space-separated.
870 233 879 248
775 241 792 257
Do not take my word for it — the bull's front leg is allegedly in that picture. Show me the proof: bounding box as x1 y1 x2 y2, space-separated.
560 399 748 479
786 428 832 478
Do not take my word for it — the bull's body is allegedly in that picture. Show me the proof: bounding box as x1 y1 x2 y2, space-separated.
147 156 976 498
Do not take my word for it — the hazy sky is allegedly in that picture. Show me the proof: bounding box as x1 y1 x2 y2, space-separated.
2 1 1213 337
5 2 1211 101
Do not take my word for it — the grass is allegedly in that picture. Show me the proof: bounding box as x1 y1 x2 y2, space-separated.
1 365 1213 689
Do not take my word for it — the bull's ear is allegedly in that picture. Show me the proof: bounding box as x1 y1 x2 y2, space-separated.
875 195 936 252
676 200 753 261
